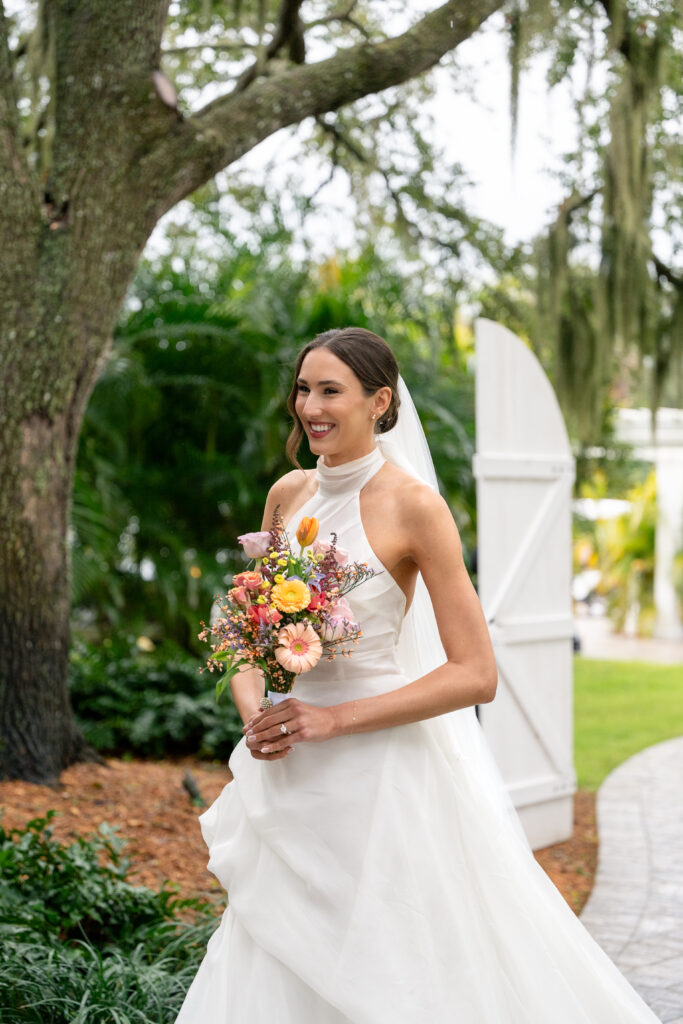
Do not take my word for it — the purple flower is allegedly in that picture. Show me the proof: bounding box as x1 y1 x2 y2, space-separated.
237 531 271 558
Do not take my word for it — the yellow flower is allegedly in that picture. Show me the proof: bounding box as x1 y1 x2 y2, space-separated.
296 516 319 548
271 579 312 613
274 573 285 583
277 558 288 567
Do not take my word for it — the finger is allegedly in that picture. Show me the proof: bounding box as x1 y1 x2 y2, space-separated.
258 736 296 754
247 722 297 745
250 746 293 761
244 699 296 731
244 710 296 739
245 728 295 752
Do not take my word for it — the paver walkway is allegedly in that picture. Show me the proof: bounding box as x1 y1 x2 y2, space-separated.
580 736 683 1023
575 615 683 665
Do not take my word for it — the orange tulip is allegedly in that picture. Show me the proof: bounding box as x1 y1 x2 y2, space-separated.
296 516 319 548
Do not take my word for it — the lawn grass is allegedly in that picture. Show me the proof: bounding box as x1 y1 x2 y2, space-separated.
574 657 683 791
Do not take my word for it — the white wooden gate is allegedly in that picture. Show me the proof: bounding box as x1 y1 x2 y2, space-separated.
473 318 577 850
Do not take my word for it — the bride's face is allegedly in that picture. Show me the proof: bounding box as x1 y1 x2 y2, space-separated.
295 348 389 465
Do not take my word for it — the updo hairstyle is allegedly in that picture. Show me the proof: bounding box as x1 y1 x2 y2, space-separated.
285 327 400 470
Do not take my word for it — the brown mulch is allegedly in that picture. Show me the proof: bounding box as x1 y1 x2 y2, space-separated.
533 789 598 915
0 759 598 916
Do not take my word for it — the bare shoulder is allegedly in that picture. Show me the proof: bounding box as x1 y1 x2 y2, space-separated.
267 467 311 503
261 466 315 530
372 462 462 562
377 462 451 525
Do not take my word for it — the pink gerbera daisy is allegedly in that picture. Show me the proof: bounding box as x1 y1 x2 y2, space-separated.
274 622 322 674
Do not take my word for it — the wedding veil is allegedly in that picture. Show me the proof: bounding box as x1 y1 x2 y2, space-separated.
377 374 531 848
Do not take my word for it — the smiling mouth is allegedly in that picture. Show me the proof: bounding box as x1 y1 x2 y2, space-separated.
309 422 335 437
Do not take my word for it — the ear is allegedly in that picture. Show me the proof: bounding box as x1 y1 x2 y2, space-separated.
372 385 392 419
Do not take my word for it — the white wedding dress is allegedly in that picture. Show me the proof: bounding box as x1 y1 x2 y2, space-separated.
175 447 661 1023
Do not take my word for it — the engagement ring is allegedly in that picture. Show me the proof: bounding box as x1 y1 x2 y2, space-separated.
280 723 289 734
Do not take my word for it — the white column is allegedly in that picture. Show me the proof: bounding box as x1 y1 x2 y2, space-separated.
654 446 683 641
615 408 683 642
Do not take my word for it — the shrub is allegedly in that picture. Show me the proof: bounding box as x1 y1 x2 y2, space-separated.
0 812 174 950
0 814 220 1023
69 637 243 759
0 938 210 1023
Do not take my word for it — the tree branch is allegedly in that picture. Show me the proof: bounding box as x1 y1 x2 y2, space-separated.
232 0 306 95
147 0 506 214
557 187 602 219
162 40 258 55
306 0 370 40
309 0 362 28
651 253 683 290
597 0 635 63
311 115 503 267
313 114 418 237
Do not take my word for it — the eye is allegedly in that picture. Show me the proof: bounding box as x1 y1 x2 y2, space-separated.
297 385 338 395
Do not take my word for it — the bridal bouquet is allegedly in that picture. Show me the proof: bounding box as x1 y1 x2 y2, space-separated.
199 507 379 703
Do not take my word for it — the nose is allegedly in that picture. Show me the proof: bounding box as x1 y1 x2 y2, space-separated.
301 391 323 419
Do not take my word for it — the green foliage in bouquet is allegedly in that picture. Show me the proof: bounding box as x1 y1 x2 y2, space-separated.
204 511 379 700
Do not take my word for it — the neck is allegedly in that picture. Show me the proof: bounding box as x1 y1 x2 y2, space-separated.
320 439 378 468
314 443 384 498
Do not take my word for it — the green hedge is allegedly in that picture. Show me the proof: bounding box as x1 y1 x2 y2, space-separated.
69 637 243 760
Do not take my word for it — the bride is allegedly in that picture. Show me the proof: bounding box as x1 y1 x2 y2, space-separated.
175 327 661 1023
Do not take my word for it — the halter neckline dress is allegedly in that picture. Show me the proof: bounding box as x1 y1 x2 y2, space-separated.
175 444 662 1024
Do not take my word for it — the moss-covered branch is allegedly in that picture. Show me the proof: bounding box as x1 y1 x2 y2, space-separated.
146 0 506 214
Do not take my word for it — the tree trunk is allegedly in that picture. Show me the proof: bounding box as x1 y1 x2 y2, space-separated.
0 234 150 783
0 410 90 781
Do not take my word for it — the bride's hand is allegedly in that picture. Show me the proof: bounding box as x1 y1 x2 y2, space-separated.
243 698 336 759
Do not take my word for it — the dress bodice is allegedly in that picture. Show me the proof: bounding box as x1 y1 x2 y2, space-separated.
283 445 408 703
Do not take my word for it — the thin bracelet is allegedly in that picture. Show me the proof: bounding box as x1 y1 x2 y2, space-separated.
350 699 359 735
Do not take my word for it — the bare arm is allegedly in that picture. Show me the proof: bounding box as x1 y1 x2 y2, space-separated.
244 484 498 753
330 488 497 735
229 663 265 726
228 469 306 737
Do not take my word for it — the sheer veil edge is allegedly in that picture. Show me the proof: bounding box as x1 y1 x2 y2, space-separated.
377 374 531 849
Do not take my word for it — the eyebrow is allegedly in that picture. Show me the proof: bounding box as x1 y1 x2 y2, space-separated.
297 378 344 386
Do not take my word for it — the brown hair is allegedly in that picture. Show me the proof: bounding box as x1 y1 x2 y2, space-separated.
285 327 401 470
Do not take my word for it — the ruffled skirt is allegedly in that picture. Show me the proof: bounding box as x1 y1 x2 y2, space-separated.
175 664 660 1023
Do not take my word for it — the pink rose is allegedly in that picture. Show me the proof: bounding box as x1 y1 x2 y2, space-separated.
237 531 272 558
228 586 248 604
233 571 264 591
321 597 357 642
311 539 349 566
326 597 354 621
